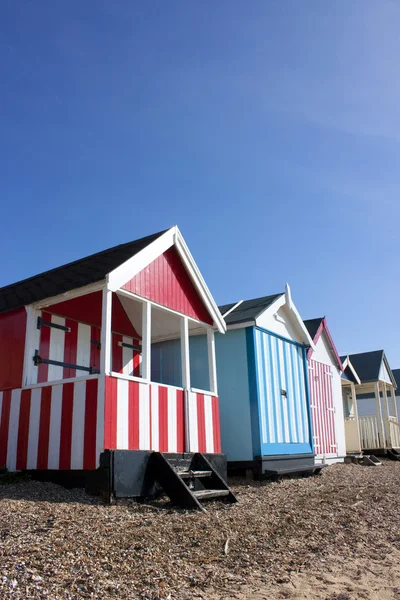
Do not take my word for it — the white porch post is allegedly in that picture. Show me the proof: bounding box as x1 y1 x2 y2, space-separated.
181 317 191 453
141 301 151 381
180 317 191 390
100 288 113 375
382 382 391 446
207 328 218 396
351 382 362 453
391 386 399 421
374 382 385 449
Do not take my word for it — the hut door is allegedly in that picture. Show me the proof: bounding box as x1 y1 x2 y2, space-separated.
309 361 337 456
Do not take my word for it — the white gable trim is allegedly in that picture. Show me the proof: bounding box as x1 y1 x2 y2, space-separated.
107 228 176 292
255 293 315 349
107 226 226 333
341 356 361 385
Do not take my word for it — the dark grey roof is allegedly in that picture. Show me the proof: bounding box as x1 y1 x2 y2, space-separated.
304 318 324 341
219 293 283 325
392 369 400 389
0 230 168 314
348 350 385 383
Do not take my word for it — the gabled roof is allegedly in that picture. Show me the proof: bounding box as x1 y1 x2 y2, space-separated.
304 317 343 371
347 350 396 386
303 318 324 341
219 285 315 348
219 293 284 325
0 226 226 332
392 368 400 391
0 230 167 314
340 355 361 385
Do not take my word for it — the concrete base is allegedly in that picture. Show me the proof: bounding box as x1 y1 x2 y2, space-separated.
228 453 317 479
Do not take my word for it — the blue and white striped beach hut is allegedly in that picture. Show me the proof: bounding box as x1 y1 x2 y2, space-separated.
216 285 318 477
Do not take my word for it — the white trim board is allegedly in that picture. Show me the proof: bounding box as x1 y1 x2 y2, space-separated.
107 226 226 333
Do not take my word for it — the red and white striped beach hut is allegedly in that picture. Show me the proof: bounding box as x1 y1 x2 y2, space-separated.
304 318 346 464
0 227 232 506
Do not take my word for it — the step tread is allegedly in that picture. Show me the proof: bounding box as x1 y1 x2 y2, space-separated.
176 470 212 479
193 489 230 500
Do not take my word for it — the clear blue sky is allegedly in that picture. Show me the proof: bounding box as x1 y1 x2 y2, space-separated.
1 2 399 365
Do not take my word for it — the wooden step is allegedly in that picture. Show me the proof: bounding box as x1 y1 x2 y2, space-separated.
176 470 212 479
193 489 230 500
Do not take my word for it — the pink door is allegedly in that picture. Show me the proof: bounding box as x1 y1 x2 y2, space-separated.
309 360 337 456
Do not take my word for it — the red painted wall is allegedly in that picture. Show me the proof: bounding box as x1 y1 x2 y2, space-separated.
46 291 139 337
0 308 27 391
122 247 213 325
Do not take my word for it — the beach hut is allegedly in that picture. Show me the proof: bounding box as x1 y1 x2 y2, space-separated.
340 354 362 455
347 351 399 454
0 226 236 509
303 318 346 464
215 285 322 477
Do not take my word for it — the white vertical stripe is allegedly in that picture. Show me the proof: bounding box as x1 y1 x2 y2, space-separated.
122 337 134 376
117 379 129 449
188 391 199 452
286 347 297 443
151 384 159 451
270 338 283 443
26 388 41 469
167 387 177 452
96 376 105 467
265 336 275 443
293 349 304 443
47 316 66 382
30 310 42 385
204 394 214 453
7 389 21 471
139 383 150 450
256 333 268 444
70 381 86 469
48 384 62 469
77 323 91 372
278 339 290 443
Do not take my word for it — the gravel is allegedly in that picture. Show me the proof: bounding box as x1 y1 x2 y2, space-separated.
1 460 400 599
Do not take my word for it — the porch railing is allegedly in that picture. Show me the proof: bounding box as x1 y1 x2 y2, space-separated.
359 415 381 450
389 416 400 448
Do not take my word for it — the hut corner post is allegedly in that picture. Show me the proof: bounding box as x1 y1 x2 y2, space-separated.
374 382 386 449
391 386 399 421
382 383 391 447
